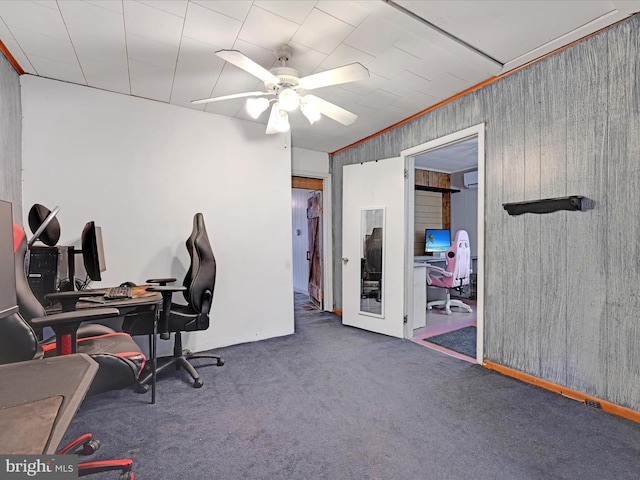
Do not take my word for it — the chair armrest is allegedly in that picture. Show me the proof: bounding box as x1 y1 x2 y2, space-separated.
31 308 121 329
425 265 452 277
45 291 104 313
31 308 121 356
147 286 186 339
146 278 177 286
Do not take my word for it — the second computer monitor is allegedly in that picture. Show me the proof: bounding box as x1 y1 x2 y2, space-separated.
425 228 451 255
81 221 106 282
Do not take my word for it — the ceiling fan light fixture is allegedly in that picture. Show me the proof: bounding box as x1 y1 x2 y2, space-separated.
278 88 299 112
246 97 270 119
300 99 321 125
267 102 290 133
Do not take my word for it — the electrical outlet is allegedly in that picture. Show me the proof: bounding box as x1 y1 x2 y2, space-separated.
584 398 602 409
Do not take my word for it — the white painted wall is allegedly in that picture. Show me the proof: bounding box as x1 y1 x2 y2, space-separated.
291 147 328 177
20 75 294 352
451 170 479 258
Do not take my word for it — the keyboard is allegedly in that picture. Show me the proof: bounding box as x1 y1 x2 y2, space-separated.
103 285 132 300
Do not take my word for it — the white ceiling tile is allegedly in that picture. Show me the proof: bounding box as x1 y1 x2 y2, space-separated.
27 55 86 84
254 1 316 24
357 88 402 109
343 12 406 56
171 35 226 106
237 5 299 51
127 33 179 69
408 45 453 81
315 43 375 72
315 0 371 27
229 39 279 70
191 0 252 21
0 19 35 72
8 26 78 66
129 59 174 101
0 1 68 41
79 55 130 94
291 8 354 55
392 90 438 113
182 2 242 48
394 32 440 58
123 1 184 47
395 0 618 63
367 46 419 80
83 1 123 15
415 73 469 101
136 1 188 18
282 42 327 76
57 1 127 68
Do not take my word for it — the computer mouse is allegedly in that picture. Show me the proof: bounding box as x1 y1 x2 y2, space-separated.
120 281 136 288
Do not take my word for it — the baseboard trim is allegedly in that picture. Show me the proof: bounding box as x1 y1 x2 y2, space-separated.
483 360 640 424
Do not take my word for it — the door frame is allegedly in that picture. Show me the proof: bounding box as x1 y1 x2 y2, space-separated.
291 172 333 312
401 123 485 364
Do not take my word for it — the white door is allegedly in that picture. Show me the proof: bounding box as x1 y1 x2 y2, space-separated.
342 157 406 338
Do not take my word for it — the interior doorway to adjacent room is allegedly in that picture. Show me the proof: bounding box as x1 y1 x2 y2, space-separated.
402 124 485 364
292 177 324 309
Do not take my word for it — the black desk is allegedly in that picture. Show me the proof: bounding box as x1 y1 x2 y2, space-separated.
46 291 162 404
0 354 98 454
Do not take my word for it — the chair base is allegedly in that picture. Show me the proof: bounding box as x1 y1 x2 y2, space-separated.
137 349 224 390
427 294 473 315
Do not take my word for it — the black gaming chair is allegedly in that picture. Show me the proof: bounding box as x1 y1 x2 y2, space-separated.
123 212 223 389
12 221 147 396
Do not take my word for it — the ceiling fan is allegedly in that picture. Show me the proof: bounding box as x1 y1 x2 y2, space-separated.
191 45 370 134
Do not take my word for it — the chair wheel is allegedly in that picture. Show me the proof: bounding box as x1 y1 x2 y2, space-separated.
81 439 100 455
193 378 203 388
135 383 149 394
216 359 224 366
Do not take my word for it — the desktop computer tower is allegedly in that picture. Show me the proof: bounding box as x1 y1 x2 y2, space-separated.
26 246 59 306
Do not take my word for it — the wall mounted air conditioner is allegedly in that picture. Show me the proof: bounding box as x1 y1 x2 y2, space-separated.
463 170 478 189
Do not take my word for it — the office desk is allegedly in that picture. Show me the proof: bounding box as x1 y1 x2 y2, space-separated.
413 257 448 329
46 292 162 404
0 354 98 454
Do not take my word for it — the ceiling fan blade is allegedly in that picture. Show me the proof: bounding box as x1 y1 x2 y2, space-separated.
298 63 369 90
215 49 280 84
191 91 269 105
305 95 358 125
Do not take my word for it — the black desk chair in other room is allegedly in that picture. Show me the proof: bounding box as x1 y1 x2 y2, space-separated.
123 212 224 389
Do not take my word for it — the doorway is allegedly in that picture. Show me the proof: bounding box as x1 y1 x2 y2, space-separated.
292 177 324 309
401 124 485 364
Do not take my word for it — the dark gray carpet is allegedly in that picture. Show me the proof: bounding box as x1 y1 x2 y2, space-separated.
425 325 477 358
63 293 640 479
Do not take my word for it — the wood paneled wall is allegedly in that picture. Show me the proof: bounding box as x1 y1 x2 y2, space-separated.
414 190 442 256
0 52 22 218
331 14 640 411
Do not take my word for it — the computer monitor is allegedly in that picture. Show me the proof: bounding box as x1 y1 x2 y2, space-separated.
80 221 106 282
425 228 451 254
0 200 19 318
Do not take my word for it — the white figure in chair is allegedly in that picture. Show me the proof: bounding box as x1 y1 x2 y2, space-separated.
426 229 473 315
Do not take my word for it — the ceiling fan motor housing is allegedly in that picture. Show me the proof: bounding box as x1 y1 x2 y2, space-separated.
266 66 301 93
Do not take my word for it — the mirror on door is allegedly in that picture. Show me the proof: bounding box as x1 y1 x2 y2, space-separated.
360 208 384 317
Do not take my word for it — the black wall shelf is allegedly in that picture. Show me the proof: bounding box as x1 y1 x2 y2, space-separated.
503 196 586 216
415 185 460 194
